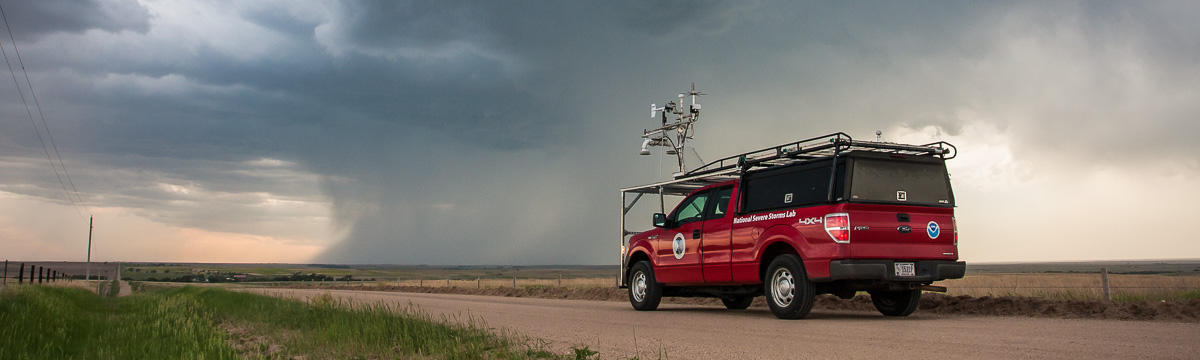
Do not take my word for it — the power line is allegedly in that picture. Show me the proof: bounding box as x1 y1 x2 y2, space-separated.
0 1 90 218
3 8 90 215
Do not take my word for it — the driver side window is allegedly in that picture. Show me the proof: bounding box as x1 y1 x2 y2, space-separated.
671 192 710 226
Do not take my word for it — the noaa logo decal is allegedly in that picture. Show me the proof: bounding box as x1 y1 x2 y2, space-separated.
672 233 686 259
927 221 941 239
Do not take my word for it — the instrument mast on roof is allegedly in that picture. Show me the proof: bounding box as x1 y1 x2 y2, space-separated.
639 83 704 177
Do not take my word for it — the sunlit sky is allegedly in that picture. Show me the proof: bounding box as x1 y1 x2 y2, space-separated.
2 1 1198 265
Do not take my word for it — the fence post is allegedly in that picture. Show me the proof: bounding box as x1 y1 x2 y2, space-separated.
38 267 43 284
419 276 423 287
18 263 24 285
512 276 516 288
476 278 480 288
3 260 6 287
1101 267 1111 301
558 274 562 287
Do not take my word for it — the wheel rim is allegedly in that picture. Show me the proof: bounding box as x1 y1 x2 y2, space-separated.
771 268 794 307
631 272 648 302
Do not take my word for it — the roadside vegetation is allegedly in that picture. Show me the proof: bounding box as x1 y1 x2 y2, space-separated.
940 273 1200 302
0 285 571 359
278 272 1200 303
0 286 234 359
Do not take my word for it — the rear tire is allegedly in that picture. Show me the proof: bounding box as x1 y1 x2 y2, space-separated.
721 296 754 310
764 254 815 319
628 261 662 311
870 289 922 317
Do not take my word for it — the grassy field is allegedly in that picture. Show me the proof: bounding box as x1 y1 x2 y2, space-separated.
44 260 1200 302
941 273 1200 301
117 263 615 283
0 285 571 359
271 273 1200 303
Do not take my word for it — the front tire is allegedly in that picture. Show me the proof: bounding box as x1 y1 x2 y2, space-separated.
870 289 922 317
764 254 815 319
628 261 662 311
721 296 754 310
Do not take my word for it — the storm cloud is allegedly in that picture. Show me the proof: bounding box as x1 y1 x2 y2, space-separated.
2 1 1198 264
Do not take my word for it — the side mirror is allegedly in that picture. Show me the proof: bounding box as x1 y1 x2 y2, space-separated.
652 213 668 228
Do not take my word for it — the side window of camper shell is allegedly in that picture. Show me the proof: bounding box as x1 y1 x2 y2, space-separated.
742 160 846 213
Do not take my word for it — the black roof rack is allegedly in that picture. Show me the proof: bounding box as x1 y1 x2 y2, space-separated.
684 132 956 178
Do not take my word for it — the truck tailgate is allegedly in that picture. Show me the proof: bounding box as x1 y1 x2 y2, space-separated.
845 204 957 260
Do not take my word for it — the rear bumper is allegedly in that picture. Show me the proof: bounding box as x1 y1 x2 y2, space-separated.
828 260 965 282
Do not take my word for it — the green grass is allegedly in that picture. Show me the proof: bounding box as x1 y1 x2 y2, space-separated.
0 286 235 359
1 286 568 359
1112 289 1200 302
173 286 559 359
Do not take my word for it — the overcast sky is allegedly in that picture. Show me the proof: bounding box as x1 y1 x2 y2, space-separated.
1 0 1198 265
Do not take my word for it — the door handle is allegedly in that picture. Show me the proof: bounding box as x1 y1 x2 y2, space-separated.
692 229 701 239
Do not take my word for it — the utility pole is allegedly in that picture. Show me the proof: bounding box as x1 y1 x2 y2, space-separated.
86 216 93 285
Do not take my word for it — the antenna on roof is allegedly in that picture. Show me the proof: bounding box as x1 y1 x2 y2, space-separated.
638 83 704 176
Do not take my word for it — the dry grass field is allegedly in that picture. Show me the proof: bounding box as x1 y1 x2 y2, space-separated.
275 272 1200 302
381 276 616 289
19 260 1199 302
942 273 1200 301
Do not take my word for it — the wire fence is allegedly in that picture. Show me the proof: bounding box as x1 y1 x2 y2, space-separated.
938 270 1199 300
1 261 72 286
282 276 618 289
12 261 1196 302
278 269 1200 301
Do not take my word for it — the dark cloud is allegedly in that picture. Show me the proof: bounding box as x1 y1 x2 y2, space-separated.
2 1 1198 264
614 0 760 36
322 0 489 50
0 0 150 40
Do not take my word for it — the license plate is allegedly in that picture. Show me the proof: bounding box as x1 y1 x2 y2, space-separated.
895 262 916 277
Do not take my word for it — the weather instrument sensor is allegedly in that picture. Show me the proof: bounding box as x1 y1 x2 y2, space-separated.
639 83 705 177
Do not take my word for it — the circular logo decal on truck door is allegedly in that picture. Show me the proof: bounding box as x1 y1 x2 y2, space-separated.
927 221 941 239
672 233 686 259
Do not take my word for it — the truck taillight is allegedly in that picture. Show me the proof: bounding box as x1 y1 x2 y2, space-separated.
952 216 958 246
824 213 850 243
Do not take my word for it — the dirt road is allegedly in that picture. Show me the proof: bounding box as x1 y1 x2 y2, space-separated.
251 288 1200 359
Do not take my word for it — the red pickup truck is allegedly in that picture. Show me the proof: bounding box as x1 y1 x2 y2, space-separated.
619 133 965 319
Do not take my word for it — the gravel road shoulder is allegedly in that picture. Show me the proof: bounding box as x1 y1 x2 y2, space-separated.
249 288 1200 359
